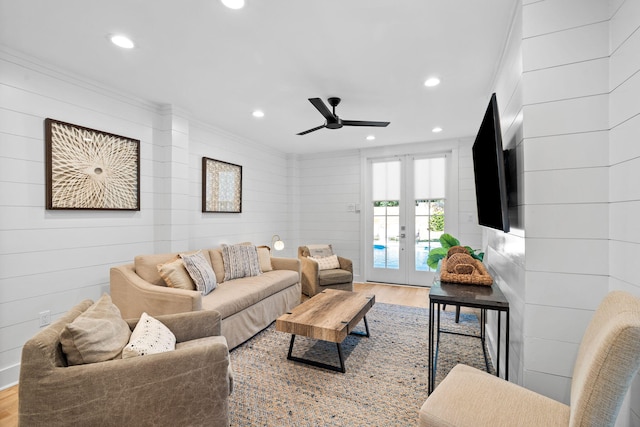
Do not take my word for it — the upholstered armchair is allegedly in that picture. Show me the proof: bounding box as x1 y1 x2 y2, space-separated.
298 244 353 297
419 290 640 427
19 299 232 427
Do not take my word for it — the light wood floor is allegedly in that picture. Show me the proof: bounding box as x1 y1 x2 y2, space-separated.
0 282 431 426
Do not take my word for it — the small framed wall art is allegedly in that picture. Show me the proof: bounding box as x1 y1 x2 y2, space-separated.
202 157 242 213
45 118 140 210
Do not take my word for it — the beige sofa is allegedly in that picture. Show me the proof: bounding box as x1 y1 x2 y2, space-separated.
19 300 232 427
110 248 301 349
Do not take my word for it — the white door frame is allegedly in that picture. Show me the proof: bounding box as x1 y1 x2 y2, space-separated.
360 144 459 286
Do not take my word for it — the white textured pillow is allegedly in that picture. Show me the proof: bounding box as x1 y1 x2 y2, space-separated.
309 254 341 270
122 312 176 358
180 251 217 295
221 244 261 280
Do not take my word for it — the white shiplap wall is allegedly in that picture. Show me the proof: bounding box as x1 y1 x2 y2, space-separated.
0 50 159 387
0 48 292 389
294 150 363 277
489 1 639 424
521 0 612 404
609 0 640 424
483 0 527 386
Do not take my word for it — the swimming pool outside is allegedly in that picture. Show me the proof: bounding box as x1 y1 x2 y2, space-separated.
373 242 441 271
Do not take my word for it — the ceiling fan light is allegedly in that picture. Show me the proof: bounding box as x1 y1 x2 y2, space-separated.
221 0 245 9
424 77 440 87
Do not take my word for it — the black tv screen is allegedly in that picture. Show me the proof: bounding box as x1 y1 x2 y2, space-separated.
472 93 510 233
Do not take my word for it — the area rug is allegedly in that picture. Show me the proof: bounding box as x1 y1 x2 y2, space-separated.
229 303 492 426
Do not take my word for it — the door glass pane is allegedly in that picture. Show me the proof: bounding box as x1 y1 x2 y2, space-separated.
373 201 399 269
415 199 445 271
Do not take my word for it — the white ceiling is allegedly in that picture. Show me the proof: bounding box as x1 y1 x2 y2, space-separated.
0 0 516 155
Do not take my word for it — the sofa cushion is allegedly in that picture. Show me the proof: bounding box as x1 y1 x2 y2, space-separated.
309 254 340 270
60 294 131 365
202 270 298 319
318 269 353 287
209 249 226 284
257 246 273 272
221 244 261 281
157 258 195 290
180 251 217 295
122 312 176 358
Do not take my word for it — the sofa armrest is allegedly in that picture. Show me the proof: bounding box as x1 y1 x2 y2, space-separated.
271 257 301 275
19 339 231 427
110 264 202 319
126 310 222 341
338 256 353 273
298 256 319 296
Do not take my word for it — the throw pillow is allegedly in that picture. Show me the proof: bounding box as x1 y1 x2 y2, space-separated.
180 251 217 295
157 258 195 290
60 294 132 366
221 244 261 280
257 245 273 272
306 244 334 258
310 254 341 271
122 312 176 358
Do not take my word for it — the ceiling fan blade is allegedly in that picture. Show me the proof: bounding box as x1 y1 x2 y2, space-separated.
297 124 325 135
308 98 336 121
342 120 390 127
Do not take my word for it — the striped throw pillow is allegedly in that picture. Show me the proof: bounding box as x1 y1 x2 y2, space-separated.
221 244 262 280
180 251 217 295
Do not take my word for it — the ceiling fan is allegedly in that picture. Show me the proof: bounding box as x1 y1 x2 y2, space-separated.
297 97 390 135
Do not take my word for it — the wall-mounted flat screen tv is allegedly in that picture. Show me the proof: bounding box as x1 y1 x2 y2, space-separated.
472 93 510 233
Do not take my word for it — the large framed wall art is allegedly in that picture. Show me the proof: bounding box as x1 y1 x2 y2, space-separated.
202 157 242 213
45 118 140 210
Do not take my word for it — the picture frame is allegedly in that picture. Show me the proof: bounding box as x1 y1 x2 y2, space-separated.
202 157 242 213
45 118 140 210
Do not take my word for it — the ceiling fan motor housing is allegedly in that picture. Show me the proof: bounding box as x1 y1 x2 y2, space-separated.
326 117 342 129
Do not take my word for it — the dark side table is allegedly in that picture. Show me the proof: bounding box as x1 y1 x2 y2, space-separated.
428 280 510 393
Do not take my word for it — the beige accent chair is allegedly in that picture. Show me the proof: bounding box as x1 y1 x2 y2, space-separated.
419 290 640 427
19 300 232 427
298 245 353 297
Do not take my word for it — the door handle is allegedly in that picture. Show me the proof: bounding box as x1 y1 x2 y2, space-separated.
400 233 406 238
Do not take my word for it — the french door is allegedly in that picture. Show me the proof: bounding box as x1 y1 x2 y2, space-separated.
365 155 447 286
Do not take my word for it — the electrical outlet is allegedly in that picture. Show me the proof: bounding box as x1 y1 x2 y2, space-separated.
39 310 51 327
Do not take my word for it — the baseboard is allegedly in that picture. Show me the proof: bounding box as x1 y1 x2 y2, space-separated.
0 363 20 391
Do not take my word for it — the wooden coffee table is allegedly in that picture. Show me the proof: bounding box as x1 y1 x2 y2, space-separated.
276 289 375 373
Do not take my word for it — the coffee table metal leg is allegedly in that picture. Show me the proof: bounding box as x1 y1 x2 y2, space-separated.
287 334 296 359
336 343 346 373
286 334 347 373
349 315 370 337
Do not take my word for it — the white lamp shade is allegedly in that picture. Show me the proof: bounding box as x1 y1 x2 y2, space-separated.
271 235 284 251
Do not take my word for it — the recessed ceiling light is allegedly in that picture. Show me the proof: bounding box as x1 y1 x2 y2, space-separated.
110 35 135 49
432 127 443 133
221 0 245 9
366 135 376 141
252 110 264 118
424 77 440 87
